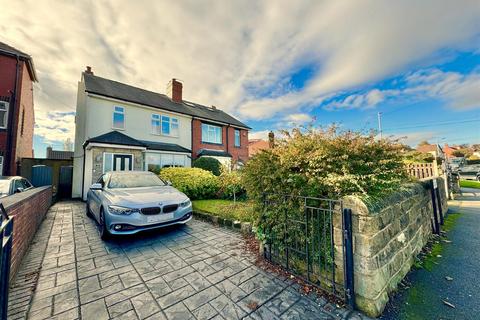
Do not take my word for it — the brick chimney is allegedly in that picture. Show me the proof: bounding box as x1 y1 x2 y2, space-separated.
167 78 183 103
85 66 94 75
268 131 275 148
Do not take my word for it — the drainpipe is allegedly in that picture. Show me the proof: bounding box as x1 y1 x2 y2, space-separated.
5 55 20 175
81 144 86 200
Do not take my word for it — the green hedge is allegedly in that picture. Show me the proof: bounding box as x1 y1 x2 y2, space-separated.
159 167 219 200
193 157 222 176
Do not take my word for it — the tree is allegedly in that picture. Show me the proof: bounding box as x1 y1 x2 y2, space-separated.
452 150 465 158
418 140 430 146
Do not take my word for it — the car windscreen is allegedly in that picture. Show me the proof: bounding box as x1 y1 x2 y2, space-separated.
0 180 10 197
108 173 166 189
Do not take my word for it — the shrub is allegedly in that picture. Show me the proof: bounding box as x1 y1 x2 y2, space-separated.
159 167 219 200
193 157 222 176
217 169 246 200
242 125 409 201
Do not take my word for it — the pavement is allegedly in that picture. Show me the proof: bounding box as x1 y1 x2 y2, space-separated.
7 201 368 320
381 188 480 320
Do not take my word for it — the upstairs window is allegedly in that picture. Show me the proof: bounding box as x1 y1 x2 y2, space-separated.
153 114 179 136
0 102 9 129
201 123 222 144
234 129 241 147
113 106 125 129
152 114 161 134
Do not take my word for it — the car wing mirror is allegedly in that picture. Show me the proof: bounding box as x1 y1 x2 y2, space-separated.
166 180 172 186
90 183 103 190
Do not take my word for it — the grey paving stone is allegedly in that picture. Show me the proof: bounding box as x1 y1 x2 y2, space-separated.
210 294 247 320
157 285 196 309
215 279 248 302
131 291 161 319
164 302 195 320
145 276 172 299
183 286 222 311
108 299 134 318
191 302 219 320
81 299 109 320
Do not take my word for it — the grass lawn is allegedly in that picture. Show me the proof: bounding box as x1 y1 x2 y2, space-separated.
192 199 258 223
459 180 480 189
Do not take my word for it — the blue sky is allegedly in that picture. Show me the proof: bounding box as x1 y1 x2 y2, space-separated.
2 1 480 157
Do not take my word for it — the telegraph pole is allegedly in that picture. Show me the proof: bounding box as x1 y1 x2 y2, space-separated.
377 112 383 139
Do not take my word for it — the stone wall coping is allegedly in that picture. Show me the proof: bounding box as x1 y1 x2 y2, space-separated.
1 186 52 211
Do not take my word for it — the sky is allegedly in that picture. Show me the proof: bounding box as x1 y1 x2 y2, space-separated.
1 0 480 157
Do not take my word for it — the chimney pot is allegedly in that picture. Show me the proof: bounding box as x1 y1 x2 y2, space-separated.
268 131 275 148
211 105 217 110
167 78 183 103
85 66 93 75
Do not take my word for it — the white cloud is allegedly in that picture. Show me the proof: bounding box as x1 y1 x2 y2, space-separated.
283 113 312 123
387 131 438 146
1 0 480 145
249 130 270 140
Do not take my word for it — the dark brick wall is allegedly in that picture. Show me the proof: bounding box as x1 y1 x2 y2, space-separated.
0 54 35 175
191 119 249 163
3 186 52 279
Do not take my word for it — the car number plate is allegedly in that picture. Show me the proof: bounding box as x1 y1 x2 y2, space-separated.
147 213 174 223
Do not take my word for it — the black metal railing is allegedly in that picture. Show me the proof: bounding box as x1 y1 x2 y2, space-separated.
262 194 354 307
0 204 13 320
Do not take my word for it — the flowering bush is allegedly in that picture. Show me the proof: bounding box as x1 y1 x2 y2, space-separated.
159 167 219 200
217 168 246 200
243 126 409 201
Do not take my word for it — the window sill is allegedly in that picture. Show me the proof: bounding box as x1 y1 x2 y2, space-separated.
112 127 126 131
201 141 223 146
151 132 179 138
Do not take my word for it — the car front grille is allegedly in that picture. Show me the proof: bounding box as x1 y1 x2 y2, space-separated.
141 207 161 215
162 204 178 213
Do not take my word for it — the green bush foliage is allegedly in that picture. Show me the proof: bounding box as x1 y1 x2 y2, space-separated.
193 157 222 176
217 169 246 200
159 167 219 200
243 126 409 201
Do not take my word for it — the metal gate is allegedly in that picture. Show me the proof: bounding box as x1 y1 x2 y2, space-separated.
262 194 355 308
58 166 73 199
0 204 13 320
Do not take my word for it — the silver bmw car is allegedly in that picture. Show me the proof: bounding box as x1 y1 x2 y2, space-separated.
86 171 192 239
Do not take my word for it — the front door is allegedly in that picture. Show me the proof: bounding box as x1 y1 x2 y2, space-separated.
113 154 133 171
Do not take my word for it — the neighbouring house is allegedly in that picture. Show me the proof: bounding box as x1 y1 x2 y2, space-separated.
0 41 37 176
248 131 275 158
72 67 250 199
443 144 462 159
46 146 74 160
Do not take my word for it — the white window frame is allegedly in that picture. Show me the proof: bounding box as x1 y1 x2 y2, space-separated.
201 123 222 144
144 151 189 171
152 113 179 137
0 156 3 175
112 106 125 130
234 129 241 147
103 152 134 173
0 101 9 129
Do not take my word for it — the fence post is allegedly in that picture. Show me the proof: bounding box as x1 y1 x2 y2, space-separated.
429 179 440 234
0 204 13 320
342 208 355 309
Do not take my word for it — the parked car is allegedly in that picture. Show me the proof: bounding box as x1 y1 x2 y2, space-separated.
86 171 192 239
453 165 480 181
0 176 34 199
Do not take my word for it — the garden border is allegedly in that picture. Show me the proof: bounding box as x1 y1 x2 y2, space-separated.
192 210 254 235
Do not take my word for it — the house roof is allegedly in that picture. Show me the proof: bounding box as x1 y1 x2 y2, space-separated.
85 131 190 154
0 42 38 82
197 149 232 158
85 131 145 147
139 140 191 153
46 149 74 160
83 73 250 129
416 144 437 153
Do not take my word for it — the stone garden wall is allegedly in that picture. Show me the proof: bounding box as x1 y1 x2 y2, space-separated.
334 177 448 317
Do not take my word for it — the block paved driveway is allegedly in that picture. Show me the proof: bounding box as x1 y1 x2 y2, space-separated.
8 201 368 320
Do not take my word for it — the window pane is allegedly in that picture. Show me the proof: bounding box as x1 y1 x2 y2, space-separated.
235 130 240 146
174 155 185 167
115 106 124 113
0 111 6 127
104 153 113 172
162 116 170 135
161 154 174 167
113 112 124 128
146 153 161 172
151 117 161 134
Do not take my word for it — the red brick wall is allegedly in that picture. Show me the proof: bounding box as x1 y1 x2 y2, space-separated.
0 55 34 175
3 186 52 279
0 54 17 173
191 119 249 163
13 62 35 169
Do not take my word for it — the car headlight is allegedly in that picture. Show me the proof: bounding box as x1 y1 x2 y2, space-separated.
108 205 140 215
180 199 191 208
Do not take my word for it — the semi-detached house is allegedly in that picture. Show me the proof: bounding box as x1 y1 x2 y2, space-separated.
72 67 250 200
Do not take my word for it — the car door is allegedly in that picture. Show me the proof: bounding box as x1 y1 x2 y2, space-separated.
90 175 106 219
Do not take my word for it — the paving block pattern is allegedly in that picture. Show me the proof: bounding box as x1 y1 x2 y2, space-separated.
8 201 370 320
